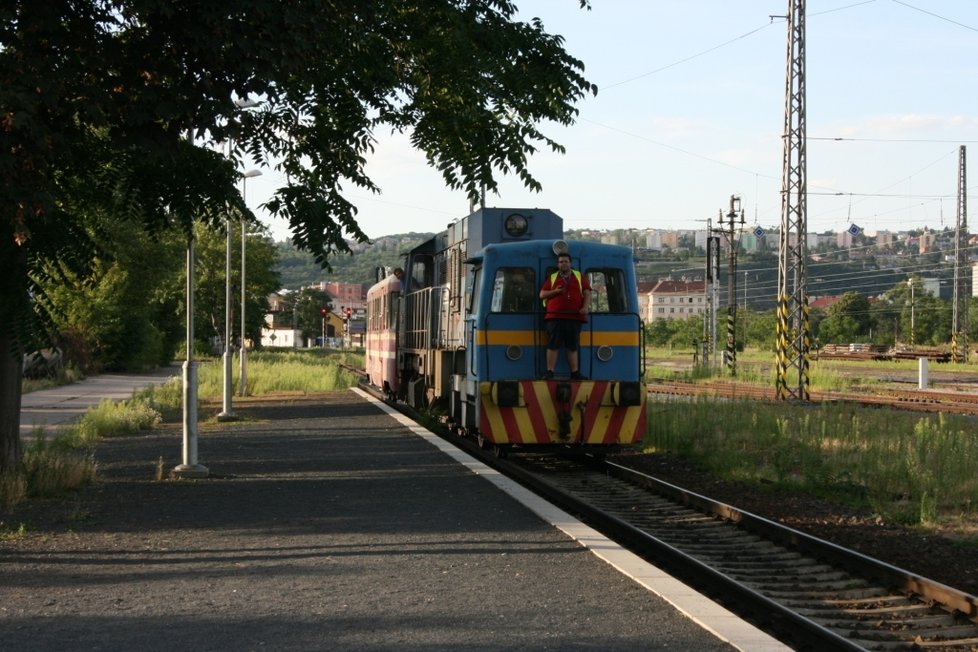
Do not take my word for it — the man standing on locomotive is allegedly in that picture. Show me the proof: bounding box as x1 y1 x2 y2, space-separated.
539 252 591 380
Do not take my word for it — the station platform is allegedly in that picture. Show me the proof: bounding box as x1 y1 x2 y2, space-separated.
2 387 789 651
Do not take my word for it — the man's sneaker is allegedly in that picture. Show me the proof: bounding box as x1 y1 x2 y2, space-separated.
570 371 584 380
543 370 554 380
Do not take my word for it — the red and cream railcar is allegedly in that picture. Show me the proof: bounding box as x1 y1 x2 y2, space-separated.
365 274 401 400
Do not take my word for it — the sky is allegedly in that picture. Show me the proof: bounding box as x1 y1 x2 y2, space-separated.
244 0 978 243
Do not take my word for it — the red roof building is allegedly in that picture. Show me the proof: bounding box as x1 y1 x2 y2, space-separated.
647 278 707 322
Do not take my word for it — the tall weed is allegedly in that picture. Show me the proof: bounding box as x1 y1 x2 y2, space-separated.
195 349 364 397
646 396 978 527
63 399 162 445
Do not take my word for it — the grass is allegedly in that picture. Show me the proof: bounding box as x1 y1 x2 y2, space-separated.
65 399 163 444
646 394 978 530
196 348 364 398
1 428 99 510
21 364 84 395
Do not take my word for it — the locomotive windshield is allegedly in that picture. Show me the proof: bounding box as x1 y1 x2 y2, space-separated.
587 268 628 313
490 267 536 313
539 266 629 314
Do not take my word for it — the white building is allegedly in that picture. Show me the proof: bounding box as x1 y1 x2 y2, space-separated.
647 278 707 322
261 314 302 348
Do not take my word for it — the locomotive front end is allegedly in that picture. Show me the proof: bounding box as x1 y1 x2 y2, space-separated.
470 239 647 453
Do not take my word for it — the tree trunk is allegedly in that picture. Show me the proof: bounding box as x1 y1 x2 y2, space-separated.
0 231 27 474
0 328 24 475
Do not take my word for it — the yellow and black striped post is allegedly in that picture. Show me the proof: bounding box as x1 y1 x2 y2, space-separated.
952 332 969 364
775 293 789 400
726 307 736 376
801 297 811 400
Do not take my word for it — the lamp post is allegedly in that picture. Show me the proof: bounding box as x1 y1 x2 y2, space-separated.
218 98 260 418
173 230 209 478
239 169 262 396
172 122 208 479
217 210 237 421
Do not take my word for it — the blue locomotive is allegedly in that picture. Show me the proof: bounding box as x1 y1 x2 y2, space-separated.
365 207 646 454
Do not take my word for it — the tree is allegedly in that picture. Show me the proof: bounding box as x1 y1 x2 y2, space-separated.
37 217 186 373
162 221 281 352
817 292 872 344
745 308 778 352
293 288 335 343
1 1 597 473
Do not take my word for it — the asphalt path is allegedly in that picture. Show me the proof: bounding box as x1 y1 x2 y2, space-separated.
19 364 182 436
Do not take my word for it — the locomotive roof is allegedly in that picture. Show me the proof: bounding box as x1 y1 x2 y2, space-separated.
467 239 634 265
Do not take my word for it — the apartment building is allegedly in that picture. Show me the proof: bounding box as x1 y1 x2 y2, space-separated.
647 278 707 322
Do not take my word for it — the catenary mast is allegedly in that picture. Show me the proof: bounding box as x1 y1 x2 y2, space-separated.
952 145 969 363
775 0 810 400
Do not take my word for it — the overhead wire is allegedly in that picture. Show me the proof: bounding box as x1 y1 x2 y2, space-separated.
582 1 973 238
889 0 978 32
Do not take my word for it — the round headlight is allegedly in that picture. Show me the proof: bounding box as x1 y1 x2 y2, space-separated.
596 345 614 362
504 213 529 237
506 345 523 361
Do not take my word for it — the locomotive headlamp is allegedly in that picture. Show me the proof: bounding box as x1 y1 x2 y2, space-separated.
492 381 520 408
505 345 523 361
613 382 642 407
504 213 529 237
596 345 614 362
551 240 569 255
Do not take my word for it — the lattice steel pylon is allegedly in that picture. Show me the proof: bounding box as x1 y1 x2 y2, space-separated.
952 145 969 363
775 0 810 401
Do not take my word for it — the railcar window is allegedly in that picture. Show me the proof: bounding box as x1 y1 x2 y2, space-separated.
388 290 399 330
490 267 536 313
586 269 627 313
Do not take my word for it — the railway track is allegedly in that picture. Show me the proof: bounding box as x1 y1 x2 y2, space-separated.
506 454 978 651
648 379 978 417
358 380 978 650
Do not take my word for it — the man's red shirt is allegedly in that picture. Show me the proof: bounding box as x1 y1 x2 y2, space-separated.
541 271 590 322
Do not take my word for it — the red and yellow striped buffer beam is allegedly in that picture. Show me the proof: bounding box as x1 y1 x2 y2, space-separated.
478 380 646 446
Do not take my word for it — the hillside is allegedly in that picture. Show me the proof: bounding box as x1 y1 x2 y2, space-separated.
274 228 613 290
274 233 433 289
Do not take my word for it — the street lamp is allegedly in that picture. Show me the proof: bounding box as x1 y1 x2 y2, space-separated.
239 169 262 396
217 208 237 421
218 97 259 419
172 123 207 479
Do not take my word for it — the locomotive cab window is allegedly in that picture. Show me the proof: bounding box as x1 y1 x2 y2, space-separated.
466 267 480 313
586 268 627 314
490 267 536 313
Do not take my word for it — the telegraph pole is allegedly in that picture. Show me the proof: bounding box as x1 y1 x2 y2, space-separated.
715 196 745 376
776 0 811 401
705 219 720 371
